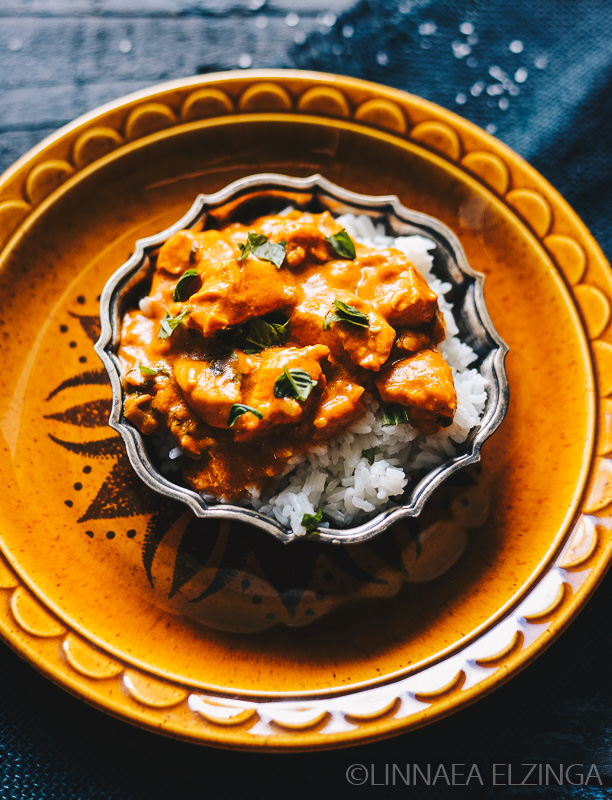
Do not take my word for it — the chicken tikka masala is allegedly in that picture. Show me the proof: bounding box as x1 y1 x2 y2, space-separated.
118 210 457 501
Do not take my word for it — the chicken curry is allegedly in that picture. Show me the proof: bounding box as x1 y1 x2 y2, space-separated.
118 211 457 501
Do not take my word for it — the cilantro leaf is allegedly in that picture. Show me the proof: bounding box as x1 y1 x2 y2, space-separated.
158 306 190 339
172 268 199 302
217 316 288 355
362 447 376 465
253 239 286 269
381 404 410 426
139 364 168 378
325 229 356 259
215 324 244 351
323 299 370 331
238 232 267 260
273 366 317 401
227 403 263 427
301 510 322 534
243 317 288 354
238 232 286 268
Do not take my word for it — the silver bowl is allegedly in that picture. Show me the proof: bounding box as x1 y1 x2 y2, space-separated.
95 173 509 544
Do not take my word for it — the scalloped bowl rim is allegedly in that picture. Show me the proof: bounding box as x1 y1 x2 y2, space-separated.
95 173 509 544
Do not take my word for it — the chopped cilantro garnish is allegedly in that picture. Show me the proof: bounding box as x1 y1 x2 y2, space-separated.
362 447 376 465
243 317 289 353
325 229 356 259
238 232 286 269
301 510 323 534
381 404 410 426
158 306 190 339
323 299 370 331
172 268 199 302
273 366 317 401
139 365 168 378
227 403 263 427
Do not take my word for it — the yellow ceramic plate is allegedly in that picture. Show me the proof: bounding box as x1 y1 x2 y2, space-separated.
0 70 611 750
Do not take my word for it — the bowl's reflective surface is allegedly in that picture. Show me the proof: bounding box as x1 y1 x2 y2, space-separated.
96 173 509 543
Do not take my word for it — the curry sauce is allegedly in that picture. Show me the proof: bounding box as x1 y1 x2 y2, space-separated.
118 211 457 500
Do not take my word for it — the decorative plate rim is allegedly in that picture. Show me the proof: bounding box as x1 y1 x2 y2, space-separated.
0 69 610 751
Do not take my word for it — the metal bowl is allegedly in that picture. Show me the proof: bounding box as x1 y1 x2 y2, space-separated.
96 173 509 544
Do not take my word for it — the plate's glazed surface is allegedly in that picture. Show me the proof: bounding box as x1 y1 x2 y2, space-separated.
0 70 610 749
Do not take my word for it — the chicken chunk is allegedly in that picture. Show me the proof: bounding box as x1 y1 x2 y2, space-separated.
155 229 236 277
187 257 299 337
173 355 242 429
154 230 201 278
233 344 330 439
252 211 339 269
312 371 366 437
430 309 447 344
375 349 457 433
118 309 177 384
290 290 395 371
357 250 439 327
182 444 288 501
124 375 213 456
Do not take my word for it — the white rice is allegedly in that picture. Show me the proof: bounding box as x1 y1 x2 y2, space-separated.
159 214 488 534
245 213 488 535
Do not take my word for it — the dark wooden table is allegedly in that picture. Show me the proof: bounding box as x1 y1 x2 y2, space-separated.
1 2 610 798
